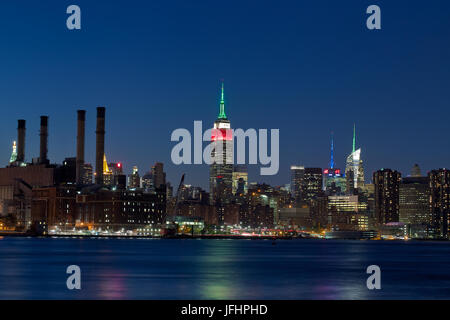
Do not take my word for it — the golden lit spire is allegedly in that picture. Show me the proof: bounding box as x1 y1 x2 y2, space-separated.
103 154 111 174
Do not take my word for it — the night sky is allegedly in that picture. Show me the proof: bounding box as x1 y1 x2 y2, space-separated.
0 0 449 189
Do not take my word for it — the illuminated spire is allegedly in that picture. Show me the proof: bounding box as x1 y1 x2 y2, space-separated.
330 132 334 169
352 123 356 153
218 81 227 119
9 141 17 163
103 154 111 174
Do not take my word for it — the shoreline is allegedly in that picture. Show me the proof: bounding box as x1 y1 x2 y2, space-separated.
0 232 293 240
1 232 448 241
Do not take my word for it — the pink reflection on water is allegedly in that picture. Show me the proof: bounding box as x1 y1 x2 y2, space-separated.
96 271 127 299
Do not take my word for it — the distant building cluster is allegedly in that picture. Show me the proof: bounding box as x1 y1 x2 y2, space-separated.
288 134 450 239
0 85 449 240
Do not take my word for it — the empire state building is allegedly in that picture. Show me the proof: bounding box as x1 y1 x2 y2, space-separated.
209 82 233 204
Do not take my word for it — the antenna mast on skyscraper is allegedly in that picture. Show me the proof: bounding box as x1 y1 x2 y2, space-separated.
330 132 335 169
218 79 227 119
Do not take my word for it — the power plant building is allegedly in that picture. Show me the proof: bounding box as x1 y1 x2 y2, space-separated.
0 107 167 234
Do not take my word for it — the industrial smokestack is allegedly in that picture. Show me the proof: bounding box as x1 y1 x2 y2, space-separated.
39 116 49 164
17 119 26 162
95 107 105 185
76 110 86 184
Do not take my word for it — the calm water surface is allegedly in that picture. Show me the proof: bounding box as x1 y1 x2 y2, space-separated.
1 237 450 299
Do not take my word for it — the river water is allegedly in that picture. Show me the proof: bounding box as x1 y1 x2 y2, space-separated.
1 237 449 299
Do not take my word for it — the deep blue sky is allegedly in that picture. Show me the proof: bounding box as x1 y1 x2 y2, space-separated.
0 0 449 189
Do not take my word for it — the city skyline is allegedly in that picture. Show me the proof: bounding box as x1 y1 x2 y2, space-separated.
0 97 444 191
1 1 450 190
3 1 450 304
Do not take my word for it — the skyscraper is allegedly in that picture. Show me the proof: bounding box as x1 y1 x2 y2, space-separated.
141 171 153 191
323 133 346 195
102 154 113 186
290 165 305 206
345 124 365 194
399 176 429 226
373 168 401 224
429 169 450 239
302 168 323 203
209 82 233 204
128 166 140 189
151 162 166 189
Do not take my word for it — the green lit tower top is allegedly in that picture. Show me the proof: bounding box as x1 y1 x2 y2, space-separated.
352 123 356 153
218 82 227 120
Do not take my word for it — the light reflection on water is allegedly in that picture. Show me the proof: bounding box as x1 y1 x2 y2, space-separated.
1 238 450 299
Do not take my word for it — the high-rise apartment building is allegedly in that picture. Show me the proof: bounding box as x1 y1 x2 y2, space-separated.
290 165 304 206
399 176 429 225
290 166 322 205
429 169 450 239
302 168 323 203
373 168 401 224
